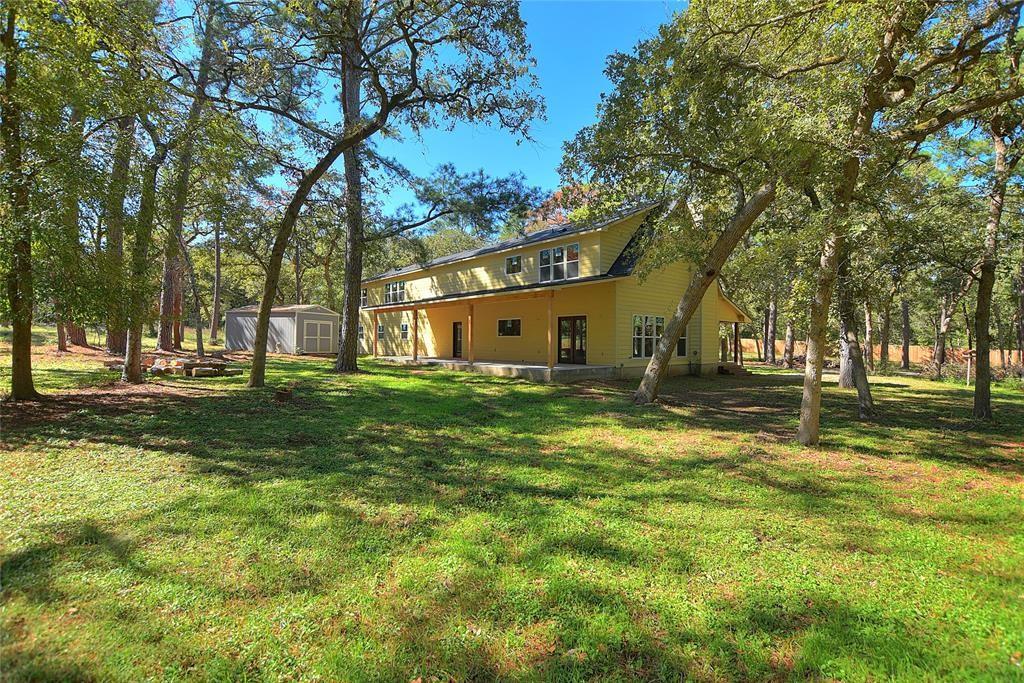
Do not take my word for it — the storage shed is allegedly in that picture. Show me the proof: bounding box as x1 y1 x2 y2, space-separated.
224 304 340 355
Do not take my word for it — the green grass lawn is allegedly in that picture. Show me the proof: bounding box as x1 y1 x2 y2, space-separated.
2 334 1023 681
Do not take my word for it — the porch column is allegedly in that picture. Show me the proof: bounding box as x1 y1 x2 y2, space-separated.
732 321 740 365
467 303 475 364
547 292 555 369
373 311 379 357
412 308 419 361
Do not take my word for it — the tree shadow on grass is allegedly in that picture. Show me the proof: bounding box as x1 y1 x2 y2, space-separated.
3 359 1023 679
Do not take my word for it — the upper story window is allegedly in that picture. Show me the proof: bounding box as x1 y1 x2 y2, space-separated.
505 255 522 275
384 281 406 304
539 243 579 283
360 289 367 307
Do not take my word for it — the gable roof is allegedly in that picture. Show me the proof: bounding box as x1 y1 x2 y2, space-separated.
363 202 661 284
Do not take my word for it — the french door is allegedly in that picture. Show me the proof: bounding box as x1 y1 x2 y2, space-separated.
558 316 587 365
452 321 463 358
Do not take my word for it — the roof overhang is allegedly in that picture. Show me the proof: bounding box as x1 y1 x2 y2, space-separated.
361 274 625 313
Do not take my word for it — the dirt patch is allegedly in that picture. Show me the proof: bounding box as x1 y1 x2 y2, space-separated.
1 382 220 435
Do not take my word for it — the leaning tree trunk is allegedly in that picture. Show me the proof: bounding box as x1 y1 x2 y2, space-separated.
335 16 367 374
783 321 795 368
765 294 777 364
2 9 39 400
901 299 911 369
634 179 778 404
105 116 135 354
122 136 168 383
973 123 1012 420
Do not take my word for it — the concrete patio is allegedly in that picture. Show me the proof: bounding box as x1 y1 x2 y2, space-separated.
378 356 619 382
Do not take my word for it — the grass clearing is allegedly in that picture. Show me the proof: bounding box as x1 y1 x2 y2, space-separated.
2 334 1023 681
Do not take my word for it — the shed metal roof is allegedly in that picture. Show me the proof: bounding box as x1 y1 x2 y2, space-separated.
227 304 339 316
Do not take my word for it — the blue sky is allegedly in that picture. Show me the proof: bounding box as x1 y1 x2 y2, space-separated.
374 1 686 206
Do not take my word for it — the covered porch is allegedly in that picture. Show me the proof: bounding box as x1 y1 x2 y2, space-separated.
365 281 618 374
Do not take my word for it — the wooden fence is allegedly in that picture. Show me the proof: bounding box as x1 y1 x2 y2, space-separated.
739 339 1016 367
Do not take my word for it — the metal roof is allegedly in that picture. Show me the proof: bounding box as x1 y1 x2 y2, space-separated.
227 304 339 316
362 202 661 283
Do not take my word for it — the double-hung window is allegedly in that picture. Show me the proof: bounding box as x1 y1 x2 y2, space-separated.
360 289 368 307
400 323 409 340
384 281 406 304
539 242 580 283
377 324 385 340
357 324 364 340
632 315 665 358
505 255 522 275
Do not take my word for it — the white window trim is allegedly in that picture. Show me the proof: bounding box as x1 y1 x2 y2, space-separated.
538 242 580 283
632 314 665 359
384 281 407 304
377 323 385 340
360 289 367 307
497 318 522 337
400 322 409 340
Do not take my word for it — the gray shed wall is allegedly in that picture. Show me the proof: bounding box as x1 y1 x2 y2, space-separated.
225 312 296 354
295 311 340 354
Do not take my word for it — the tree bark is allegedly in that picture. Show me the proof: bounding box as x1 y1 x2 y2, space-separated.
178 235 205 357
157 246 179 351
766 294 777 364
210 218 222 342
634 179 778 404
56 315 67 352
834 242 874 422
335 7 367 374
246 0 396 387
797 6 916 445
880 293 892 365
901 299 911 369
973 121 1013 420
123 131 168 383
105 116 135 355
160 0 217 352
863 301 874 371
294 242 302 305
783 321 795 368
173 271 184 349
2 8 39 400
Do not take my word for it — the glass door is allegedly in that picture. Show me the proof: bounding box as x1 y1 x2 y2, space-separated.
557 316 587 364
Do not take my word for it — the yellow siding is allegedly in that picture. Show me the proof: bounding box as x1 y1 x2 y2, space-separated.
364 231 603 306
598 211 645 272
360 283 618 365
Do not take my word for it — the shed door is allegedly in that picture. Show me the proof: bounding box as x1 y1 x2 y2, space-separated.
319 322 332 353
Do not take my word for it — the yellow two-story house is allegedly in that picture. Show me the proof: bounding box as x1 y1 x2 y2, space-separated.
358 204 750 381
